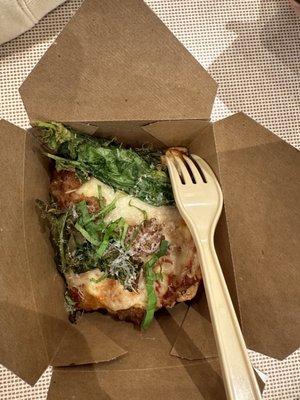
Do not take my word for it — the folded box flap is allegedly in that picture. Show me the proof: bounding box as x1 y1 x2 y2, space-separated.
0 120 49 385
47 304 265 400
212 113 300 359
19 0 217 123
51 313 127 367
47 304 226 399
142 119 210 147
82 303 189 370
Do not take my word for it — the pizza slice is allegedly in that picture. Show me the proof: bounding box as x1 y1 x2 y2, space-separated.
36 122 201 328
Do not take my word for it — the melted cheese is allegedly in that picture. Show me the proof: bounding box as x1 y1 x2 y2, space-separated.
65 178 200 312
76 177 180 226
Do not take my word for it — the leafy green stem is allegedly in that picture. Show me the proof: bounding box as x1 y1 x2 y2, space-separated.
142 239 169 330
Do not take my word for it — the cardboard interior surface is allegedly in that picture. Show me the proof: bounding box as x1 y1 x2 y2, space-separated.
0 0 298 398
50 313 127 367
0 120 49 385
1 112 298 398
48 305 226 400
48 359 225 400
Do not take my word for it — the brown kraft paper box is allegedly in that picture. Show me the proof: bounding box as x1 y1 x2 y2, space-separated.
0 0 299 399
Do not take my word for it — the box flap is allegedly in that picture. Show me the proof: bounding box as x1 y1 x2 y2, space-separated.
142 120 210 147
24 131 71 366
0 120 128 383
47 306 227 400
19 0 217 123
212 113 299 359
47 307 264 399
83 303 189 371
51 313 127 367
0 120 49 385
170 290 218 361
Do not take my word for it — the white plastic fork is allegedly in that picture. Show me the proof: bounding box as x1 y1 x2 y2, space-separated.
166 150 262 400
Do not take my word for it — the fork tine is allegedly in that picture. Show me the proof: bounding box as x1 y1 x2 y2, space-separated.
182 155 203 183
166 157 182 186
173 155 192 184
191 155 221 188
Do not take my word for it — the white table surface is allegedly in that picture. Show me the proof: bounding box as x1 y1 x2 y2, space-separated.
0 1 299 399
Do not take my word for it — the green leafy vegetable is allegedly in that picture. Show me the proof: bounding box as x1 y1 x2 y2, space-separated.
96 196 118 219
101 243 140 290
46 153 89 181
68 241 99 274
34 121 174 206
36 199 72 273
135 147 165 168
97 184 106 209
37 197 142 290
120 222 129 247
75 200 91 224
64 291 77 313
34 121 74 152
97 231 111 257
129 199 148 221
90 273 107 284
74 222 100 246
142 239 169 330
74 201 102 246
96 217 127 257
58 212 69 271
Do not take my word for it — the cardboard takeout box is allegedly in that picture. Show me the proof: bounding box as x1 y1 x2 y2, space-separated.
1 0 299 398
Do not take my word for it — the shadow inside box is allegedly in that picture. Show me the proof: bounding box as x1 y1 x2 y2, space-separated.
155 281 227 398
0 300 114 399
156 305 226 400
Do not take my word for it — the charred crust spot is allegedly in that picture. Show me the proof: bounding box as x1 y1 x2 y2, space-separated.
112 307 145 325
161 274 201 307
50 170 100 212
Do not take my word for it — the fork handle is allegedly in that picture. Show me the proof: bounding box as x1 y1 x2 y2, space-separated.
192 232 262 400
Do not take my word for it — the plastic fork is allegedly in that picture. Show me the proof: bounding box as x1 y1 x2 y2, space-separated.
165 150 262 400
